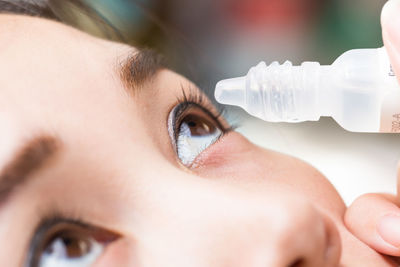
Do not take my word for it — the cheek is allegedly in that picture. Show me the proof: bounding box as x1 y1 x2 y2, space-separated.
193 132 295 182
194 132 262 172
194 132 346 218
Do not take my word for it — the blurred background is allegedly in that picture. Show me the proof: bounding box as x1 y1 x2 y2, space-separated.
68 0 399 204
76 0 386 91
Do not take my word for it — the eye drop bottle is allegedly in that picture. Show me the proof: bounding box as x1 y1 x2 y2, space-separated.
215 47 400 133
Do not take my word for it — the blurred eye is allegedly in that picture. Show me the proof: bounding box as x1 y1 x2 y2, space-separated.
28 220 118 267
169 103 226 166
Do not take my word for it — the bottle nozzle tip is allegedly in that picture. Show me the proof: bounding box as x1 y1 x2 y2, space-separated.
214 77 246 107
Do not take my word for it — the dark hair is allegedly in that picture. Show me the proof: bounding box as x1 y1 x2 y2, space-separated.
0 0 123 40
0 0 56 18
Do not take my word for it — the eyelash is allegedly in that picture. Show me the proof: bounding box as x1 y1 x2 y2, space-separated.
171 87 234 143
27 214 89 266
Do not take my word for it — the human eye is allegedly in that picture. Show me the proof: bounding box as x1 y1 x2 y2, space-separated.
168 89 233 167
26 217 119 267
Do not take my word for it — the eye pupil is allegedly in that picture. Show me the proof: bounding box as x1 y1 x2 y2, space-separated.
188 121 197 127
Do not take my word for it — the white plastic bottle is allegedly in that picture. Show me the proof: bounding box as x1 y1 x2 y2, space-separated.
215 47 400 133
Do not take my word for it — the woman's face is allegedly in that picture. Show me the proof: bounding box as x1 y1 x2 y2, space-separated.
0 15 394 267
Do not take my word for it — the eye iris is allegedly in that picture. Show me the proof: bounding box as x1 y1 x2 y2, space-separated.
44 232 92 259
64 237 89 258
46 234 90 258
183 114 216 137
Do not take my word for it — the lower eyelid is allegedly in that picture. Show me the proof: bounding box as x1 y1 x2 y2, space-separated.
190 131 247 169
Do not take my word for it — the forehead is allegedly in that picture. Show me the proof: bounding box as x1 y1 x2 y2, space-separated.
0 14 129 57
0 16 127 101
0 14 131 88
0 15 140 150
0 14 130 101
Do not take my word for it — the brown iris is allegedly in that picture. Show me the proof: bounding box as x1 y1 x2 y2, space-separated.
44 230 92 258
179 110 219 137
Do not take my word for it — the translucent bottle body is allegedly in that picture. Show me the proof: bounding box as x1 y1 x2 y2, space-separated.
215 47 400 133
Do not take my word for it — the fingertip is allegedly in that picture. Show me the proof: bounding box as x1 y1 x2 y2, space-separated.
377 214 400 247
381 0 400 48
381 0 400 32
345 194 400 256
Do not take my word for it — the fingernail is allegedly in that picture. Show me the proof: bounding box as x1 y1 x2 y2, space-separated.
377 214 400 247
382 0 400 44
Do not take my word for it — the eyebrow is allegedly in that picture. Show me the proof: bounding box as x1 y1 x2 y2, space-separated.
0 136 59 205
0 49 161 205
119 48 166 92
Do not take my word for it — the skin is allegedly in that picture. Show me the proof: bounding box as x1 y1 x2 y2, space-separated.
0 13 397 267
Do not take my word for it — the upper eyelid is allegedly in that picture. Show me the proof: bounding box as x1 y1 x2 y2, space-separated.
173 101 229 135
173 87 231 130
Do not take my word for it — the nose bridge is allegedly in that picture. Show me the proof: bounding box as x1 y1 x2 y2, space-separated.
134 171 338 267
